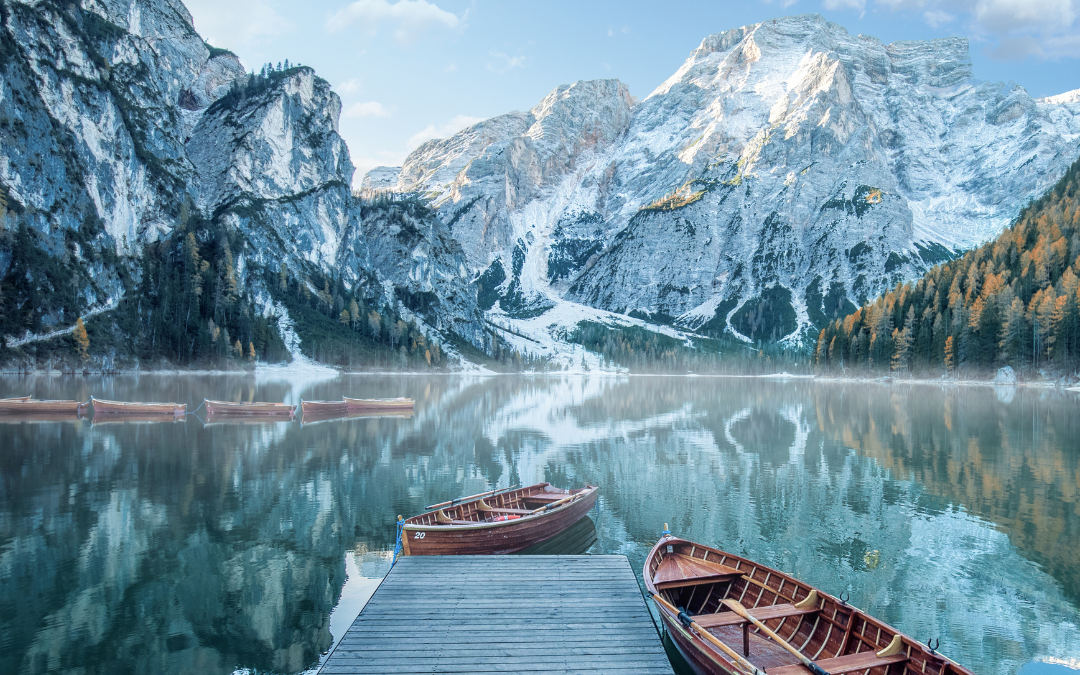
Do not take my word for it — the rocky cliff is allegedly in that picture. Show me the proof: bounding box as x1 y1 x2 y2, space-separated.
0 0 486 367
385 14 1080 348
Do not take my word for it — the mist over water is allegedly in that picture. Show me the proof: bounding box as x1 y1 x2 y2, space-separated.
0 375 1077 675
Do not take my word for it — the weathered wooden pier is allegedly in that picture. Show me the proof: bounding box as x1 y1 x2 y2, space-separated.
320 555 675 675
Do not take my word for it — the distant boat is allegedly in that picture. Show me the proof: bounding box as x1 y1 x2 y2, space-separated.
644 533 976 675
0 398 87 414
344 396 414 412
299 399 348 415
91 397 185 416
204 400 295 417
398 483 599 555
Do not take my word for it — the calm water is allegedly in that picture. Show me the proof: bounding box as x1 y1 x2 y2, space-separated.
0 374 1078 675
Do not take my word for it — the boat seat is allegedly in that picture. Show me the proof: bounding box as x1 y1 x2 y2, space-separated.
485 507 533 515
693 603 819 629
767 651 908 675
653 553 744 590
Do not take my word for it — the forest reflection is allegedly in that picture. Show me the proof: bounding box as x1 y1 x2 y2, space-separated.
0 374 1075 675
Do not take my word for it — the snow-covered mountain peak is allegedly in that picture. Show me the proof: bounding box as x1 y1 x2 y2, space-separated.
377 14 1080 350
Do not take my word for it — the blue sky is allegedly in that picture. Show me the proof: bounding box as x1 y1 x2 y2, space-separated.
183 0 1080 183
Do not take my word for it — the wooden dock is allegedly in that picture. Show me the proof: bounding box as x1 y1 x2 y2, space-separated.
321 555 675 675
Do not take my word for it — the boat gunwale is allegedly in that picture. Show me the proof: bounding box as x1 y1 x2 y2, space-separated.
90 397 185 414
204 399 296 415
643 535 973 675
402 484 599 532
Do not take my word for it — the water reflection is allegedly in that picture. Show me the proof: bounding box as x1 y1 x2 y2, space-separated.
0 375 1076 675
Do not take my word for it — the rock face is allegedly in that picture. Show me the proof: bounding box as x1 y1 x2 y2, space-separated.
388 14 1080 345
0 0 485 357
0 0 211 323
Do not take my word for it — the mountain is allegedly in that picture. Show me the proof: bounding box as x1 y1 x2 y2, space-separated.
0 0 489 370
379 14 1080 351
814 155 1080 377
3 6 1080 371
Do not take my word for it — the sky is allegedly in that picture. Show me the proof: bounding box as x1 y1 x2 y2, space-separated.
183 0 1080 185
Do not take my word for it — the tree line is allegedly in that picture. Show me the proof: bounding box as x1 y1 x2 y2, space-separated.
815 156 1080 377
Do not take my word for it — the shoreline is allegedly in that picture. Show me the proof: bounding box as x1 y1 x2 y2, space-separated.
0 367 1075 390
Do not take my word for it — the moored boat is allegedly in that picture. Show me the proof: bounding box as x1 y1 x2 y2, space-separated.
398 482 599 555
644 532 975 675
344 396 414 412
91 397 185 416
300 399 348 415
0 398 87 414
204 399 296 416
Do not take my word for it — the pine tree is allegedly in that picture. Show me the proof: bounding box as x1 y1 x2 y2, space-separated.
944 335 956 374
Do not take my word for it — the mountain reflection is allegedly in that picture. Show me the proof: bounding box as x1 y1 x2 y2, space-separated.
0 375 1076 675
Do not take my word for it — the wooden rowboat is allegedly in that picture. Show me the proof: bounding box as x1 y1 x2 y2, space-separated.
644 533 976 675
300 399 348 415
344 396 414 411
204 399 296 416
398 482 599 556
91 397 185 416
0 398 87 414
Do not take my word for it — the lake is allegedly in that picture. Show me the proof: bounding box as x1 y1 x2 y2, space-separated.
0 373 1077 675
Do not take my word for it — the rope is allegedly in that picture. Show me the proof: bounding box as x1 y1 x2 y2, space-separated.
189 400 206 415
390 518 403 565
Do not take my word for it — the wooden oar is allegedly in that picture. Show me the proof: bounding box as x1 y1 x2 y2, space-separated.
425 485 519 510
722 599 829 675
652 594 766 675
529 493 577 514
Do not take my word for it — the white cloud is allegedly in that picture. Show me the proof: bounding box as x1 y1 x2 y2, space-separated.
923 9 955 28
338 78 362 94
326 0 462 43
823 0 866 9
866 0 1080 60
186 0 290 50
487 51 527 74
344 101 391 117
406 115 485 150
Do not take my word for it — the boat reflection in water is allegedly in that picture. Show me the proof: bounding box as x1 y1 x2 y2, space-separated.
301 409 413 426
90 414 186 426
514 515 598 556
0 412 86 424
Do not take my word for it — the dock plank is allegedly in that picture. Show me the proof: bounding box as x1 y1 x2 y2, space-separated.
320 555 673 675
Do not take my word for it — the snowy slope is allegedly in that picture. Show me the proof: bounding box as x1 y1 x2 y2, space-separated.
384 14 1080 348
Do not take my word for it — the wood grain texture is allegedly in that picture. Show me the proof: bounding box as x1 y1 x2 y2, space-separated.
320 555 673 675
644 536 976 675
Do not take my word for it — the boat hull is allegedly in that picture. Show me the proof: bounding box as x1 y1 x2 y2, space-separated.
344 397 414 411
300 400 348 415
205 400 295 416
91 398 185 415
402 488 597 555
0 400 87 414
